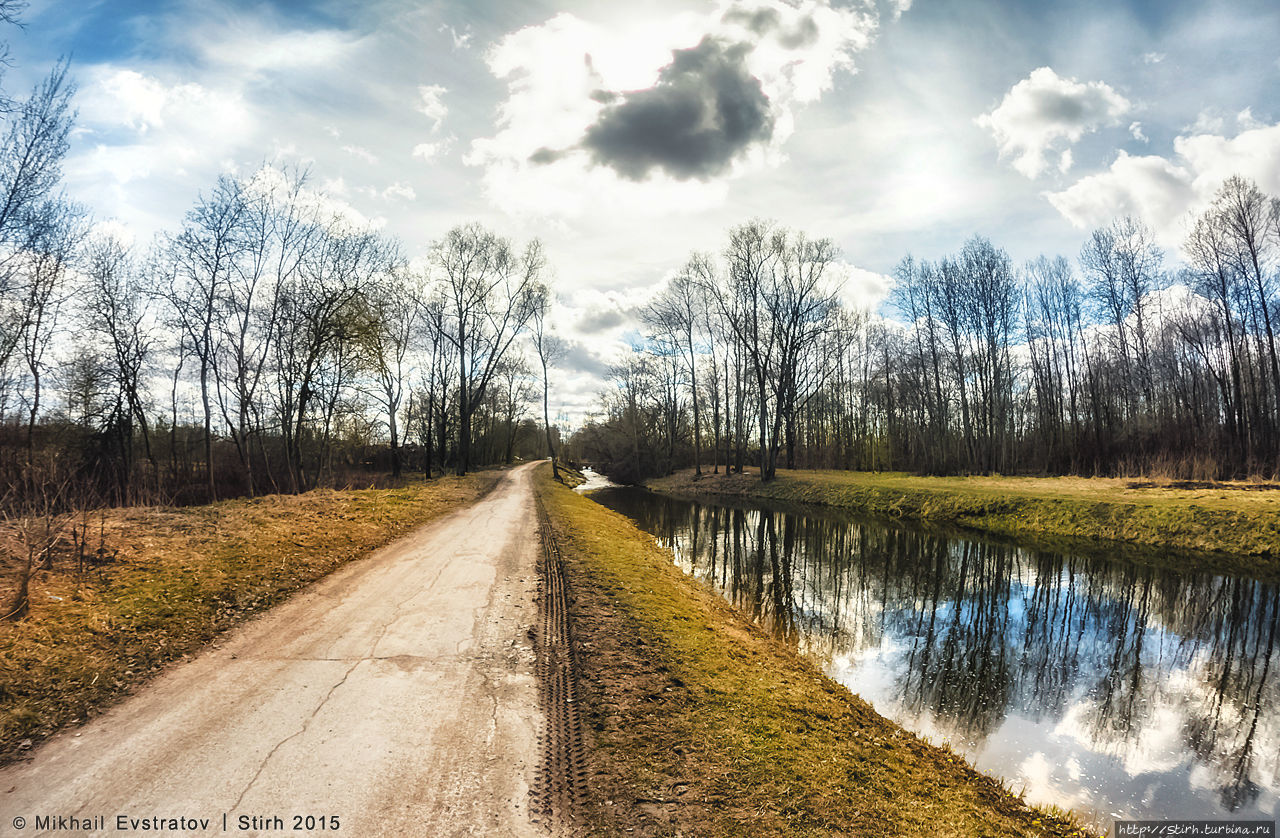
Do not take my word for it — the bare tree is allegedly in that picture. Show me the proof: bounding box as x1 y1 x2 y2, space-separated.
961 236 1017 471
774 232 840 472
357 262 420 478
273 216 393 491
1081 217 1162 415
210 166 311 493
165 176 247 500
493 351 535 464
708 220 784 480
82 232 156 477
432 224 543 476
0 60 75 242
413 295 456 477
1024 255 1086 470
1186 204 1251 457
16 200 81 461
0 60 75 415
529 285 566 477
646 261 707 475
1212 177 1279 434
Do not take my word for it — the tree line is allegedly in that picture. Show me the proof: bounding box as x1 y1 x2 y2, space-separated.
2 163 563 510
0 24 565 517
569 176 1280 483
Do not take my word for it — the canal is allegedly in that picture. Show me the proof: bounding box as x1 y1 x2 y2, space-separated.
586 485 1280 829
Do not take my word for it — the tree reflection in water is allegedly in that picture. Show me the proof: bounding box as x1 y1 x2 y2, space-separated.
591 487 1280 824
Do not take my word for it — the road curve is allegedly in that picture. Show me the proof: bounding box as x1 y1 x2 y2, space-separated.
2 463 545 837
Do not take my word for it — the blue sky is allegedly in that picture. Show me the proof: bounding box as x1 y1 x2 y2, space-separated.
6 0 1280 418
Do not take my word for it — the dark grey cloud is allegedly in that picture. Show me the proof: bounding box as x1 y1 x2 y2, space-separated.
529 147 565 164
722 6 819 49
575 307 626 334
577 36 774 181
1029 90 1089 123
722 6 781 35
776 16 818 49
563 341 613 378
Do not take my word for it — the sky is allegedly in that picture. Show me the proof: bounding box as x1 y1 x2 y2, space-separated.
5 0 1280 424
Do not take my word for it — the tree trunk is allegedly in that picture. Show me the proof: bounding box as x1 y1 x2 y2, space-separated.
457 321 469 476
200 352 215 501
756 367 771 482
424 390 434 479
542 356 558 478
690 344 702 476
389 407 402 478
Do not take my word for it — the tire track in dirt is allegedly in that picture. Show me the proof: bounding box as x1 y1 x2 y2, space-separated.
532 493 588 834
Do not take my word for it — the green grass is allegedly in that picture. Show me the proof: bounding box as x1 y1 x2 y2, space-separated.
648 468 1280 578
536 465 1097 837
0 473 497 760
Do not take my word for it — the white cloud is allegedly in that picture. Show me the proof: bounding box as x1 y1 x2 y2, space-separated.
438 23 473 51
70 68 254 192
1175 122 1280 194
1046 119 1280 249
467 0 878 218
88 218 138 248
88 70 170 132
417 84 448 131
61 12 393 240
887 0 913 20
226 165 381 237
341 144 379 164
723 0 876 106
80 69 251 140
1185 110 1224 135
201 28 358 74
832 262 891 311
1142 52 1165 65
382 181 416 202
1237 107 1264 130
563 287 650 337
412 141 446 161
1129 121 1147 143
465 11 700 181
976 66 1131 179
1058 148 1073 174
1045 152 1194 241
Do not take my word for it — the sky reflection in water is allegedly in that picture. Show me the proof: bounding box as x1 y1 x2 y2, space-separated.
589 487 1280 829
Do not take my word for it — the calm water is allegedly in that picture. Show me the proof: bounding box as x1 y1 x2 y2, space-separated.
588 486 1280 829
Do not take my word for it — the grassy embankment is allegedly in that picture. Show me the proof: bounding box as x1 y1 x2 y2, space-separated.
648 468 1280 578
0 472 497 761
538 466 1094 838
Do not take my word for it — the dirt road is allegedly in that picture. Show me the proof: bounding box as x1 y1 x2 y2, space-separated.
2 463 546 837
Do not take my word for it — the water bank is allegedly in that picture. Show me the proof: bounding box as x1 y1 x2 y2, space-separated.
588 484 1279 830
647 468 1280 578
536 465 1092 837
